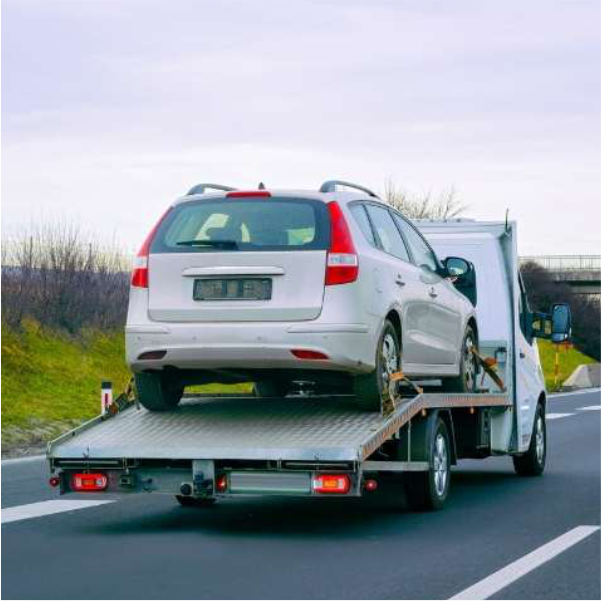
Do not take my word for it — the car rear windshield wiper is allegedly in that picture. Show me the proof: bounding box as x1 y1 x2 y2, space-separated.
176 239 238 249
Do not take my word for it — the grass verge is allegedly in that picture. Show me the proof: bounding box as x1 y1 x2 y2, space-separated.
537 339 597 391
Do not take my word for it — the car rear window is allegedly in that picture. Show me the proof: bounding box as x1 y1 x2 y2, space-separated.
151 197 330 253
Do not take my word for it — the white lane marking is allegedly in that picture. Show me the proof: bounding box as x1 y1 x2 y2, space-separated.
546 413 574 420
1 499 113 524
1 455 45 466
549 388 601 399
450 525 600 600
577 405 601 411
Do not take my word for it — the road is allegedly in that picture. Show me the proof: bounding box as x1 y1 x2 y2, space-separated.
2 389 599 600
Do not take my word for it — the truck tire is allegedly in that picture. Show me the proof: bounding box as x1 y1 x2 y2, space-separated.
513 403 546 476
175 496 216 508
134 372 183 412
253 380 290 398
354 320 400 412
405 417 451 511
444 325 478 393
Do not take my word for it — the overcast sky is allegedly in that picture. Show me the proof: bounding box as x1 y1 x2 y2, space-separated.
2 0 600 255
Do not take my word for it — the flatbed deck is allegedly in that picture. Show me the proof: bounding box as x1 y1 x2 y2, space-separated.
48 392 510 464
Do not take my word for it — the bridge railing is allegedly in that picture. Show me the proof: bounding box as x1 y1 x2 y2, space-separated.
520 255 601 272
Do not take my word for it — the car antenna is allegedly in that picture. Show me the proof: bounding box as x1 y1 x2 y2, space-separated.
258 182 266 190
505 208 509 234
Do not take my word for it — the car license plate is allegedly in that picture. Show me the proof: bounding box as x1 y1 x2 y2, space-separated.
193 278 272 301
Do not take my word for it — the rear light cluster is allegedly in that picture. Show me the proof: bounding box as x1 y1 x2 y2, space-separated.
325 202 358 286
71 473 108 492
312 473 351 494
131 208 172 288
290 349 329 360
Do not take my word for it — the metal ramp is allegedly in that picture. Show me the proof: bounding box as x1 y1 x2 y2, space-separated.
48 393 510 463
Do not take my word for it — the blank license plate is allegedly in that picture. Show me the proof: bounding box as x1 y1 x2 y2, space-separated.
193 278 272 301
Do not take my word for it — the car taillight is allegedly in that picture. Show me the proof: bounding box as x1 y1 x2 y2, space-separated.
71 473 108 492
131 207 172 288
325 201 358 286
215 474 228 492
291 349 329 360
312 474 351 494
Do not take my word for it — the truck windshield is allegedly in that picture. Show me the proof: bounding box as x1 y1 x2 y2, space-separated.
151 197 329 253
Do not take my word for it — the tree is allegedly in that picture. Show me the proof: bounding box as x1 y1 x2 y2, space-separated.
382 180 467 220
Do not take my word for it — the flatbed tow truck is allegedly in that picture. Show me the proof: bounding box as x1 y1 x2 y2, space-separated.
46 220 570 510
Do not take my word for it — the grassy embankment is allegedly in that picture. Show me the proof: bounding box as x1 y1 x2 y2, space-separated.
1 324 596 454
0 321 250 454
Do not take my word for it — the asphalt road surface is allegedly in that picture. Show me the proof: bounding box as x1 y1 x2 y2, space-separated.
2 389 599 600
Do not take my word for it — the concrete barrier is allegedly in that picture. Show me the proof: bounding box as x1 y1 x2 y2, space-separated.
562 363 601 390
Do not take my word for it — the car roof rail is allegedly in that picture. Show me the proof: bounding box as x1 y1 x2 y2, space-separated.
186 183 238 196
319 180 379 198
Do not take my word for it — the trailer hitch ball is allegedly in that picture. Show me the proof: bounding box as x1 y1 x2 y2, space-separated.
180 483 193 496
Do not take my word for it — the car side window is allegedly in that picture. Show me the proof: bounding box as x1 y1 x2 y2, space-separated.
349 204 376 247
392 214 438 272
364 205 411 262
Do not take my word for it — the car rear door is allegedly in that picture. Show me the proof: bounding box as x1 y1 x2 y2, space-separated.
147 196 329 322
392 213 461 365
361 203 433 366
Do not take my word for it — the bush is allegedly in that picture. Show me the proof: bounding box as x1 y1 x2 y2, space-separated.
1 222 130 333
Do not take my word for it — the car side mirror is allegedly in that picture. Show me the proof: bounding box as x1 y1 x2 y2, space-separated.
443 256 477 306
551 302 572 343
443 256 471 278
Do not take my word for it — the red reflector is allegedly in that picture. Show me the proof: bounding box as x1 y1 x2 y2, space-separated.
226 190 271 198
137 350 167 360
71 473 108 492
312 474 351 494
49 476 60 488
364 479 378 492
325 202 358 286
216 474 228 492
291 349 329 360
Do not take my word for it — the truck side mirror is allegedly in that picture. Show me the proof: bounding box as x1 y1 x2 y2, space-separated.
550 303 572 343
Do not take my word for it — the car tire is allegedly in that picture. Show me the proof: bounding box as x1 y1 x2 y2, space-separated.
354 320 400 412
513 403 546 476
444 325 478 393
134 372 184 412
175 495 216 508
253 380 290 398
404 417 451 511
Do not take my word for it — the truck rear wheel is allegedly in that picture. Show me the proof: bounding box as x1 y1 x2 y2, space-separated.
354 320 400 412
405 417 451 511
134 372 183 412
444 326 478 393
513 403 546 476
175 496 216 508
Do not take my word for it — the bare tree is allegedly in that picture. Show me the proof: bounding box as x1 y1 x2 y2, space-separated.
1 221 131 333
382 180 467 220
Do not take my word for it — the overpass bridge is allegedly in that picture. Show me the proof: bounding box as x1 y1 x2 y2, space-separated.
520 255 601 295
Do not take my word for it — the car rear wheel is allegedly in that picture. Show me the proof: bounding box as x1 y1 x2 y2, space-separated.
354 320 400 412
444 326 478 393
253 379 290 398
134 372 184 411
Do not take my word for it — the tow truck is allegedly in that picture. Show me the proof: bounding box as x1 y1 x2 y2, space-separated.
46 219 571 510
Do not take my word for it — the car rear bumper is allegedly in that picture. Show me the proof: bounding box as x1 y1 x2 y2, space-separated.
126 322 376 373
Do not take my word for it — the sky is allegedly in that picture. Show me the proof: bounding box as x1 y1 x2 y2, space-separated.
2 0 600 255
